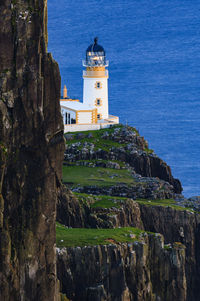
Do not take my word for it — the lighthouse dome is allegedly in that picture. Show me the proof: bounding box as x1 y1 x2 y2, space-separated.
86 37 105 54
85 37 106 66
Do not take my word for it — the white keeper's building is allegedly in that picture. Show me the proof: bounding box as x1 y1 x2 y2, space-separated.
60 37 119 132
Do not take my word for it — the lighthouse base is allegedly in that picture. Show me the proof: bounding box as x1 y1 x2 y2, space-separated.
64 115 119 133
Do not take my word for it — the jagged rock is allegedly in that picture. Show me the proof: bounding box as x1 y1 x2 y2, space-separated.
0 1 64 300
174 195 200 211
57 185 85 228
106 161 121 169
87 133 93 138
139 204 200 300
76 133 85 139
72 178 175 200
57 233 187 301
64 134 74 141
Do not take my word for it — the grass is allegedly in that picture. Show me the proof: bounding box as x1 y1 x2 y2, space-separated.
135 198 193 211
90 197 121 209
74 192 192 212
67 136 125 152
62 165 135 187
56 222 143 247
65 124 139 151
66 159 126 168
75 193 123 208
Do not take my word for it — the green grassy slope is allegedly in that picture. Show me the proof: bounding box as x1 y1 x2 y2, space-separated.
56 222 143 247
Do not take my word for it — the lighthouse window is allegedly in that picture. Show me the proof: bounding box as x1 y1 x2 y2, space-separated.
96 98 102 106
95 81 102 89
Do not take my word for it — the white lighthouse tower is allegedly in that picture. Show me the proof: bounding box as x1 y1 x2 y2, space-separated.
83 37 109 120
60 37 119 132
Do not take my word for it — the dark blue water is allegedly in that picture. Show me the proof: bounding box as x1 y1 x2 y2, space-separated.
48 0 200 197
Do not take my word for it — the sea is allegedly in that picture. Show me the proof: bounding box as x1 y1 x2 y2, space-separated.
48 0 200 198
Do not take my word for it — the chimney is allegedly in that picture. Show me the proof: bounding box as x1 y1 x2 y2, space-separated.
63 85 67 98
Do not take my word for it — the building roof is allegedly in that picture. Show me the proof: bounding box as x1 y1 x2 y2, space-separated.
61 101 93 111
86 37 105 54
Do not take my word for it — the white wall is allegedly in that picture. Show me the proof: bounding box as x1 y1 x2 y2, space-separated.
78 111 92 124
64 115 119 132
83 76 109 119
65 124 101 132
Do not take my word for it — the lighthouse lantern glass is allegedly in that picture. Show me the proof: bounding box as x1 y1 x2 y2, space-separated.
86 51 105 66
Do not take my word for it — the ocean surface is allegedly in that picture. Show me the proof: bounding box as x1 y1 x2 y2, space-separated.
48 0 200 197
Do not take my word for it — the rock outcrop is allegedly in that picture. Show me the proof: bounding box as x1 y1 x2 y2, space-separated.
0 0 64 300
73 179 175 200
57 233 187 301
57 186 85 228
64 126 182 193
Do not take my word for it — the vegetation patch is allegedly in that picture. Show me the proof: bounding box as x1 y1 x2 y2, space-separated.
75 193 125 209
65 159 126 168
65 124 140 151
74 192 193 212
135 198 193 212
62 165 135 187
56 223 143 247
90 196 121 209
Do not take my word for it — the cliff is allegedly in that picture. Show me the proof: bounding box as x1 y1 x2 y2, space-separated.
57 231 187 301
57 191 200 300
57 125 200 301
0 1 64 300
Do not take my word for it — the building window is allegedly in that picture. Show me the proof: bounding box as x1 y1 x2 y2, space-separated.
95 81 102 89
95 98 102 106
97 114 102 119
71 118 76 124
65 112 72 124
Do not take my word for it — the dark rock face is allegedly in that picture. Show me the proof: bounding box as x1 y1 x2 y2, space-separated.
139 205 200 301
0 1 64 300
57 186 85 228
129 152 182 193
57 234 187 301
57 192 144 229
88 199 144 229
57 194 200 301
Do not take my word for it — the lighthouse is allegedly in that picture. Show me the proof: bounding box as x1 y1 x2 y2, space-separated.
83 37 109 120
60 37 119 132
